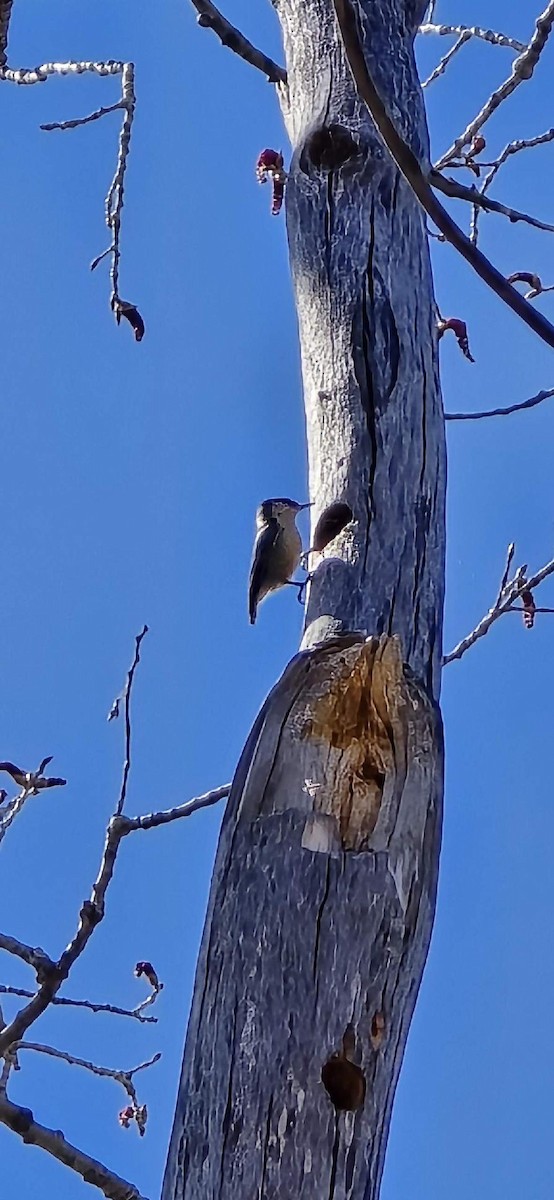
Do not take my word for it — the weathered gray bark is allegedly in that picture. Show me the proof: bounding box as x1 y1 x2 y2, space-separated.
163 1 445 1197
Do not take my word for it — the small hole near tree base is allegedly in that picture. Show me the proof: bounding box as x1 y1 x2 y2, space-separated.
321 1055 366 1111
305 124 360 171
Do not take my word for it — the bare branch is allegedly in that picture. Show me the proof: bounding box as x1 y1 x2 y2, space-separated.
41 100 123 132
443 551 554 665
123 784 231 833
0 783 229 1054
0 1093 148 1200
470 129 554 243
4 58 141 334
495 543 516 608
421 32 470 89
0 935 54 980
0 986 157 1024
446 386 554 421
106 64 136 323
0 0 13 67
189 0 286 84
331 0 554 351
431 169 554 235
435 2 554 169
0 788 33 843
419 24 526 54
115 625 149 817
0 60 126 84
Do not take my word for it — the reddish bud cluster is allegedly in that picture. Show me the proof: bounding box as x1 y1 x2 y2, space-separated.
521 589 536 629
256 149 286 215
437 317 475 362
118 1104 148 1137
134 961 161 990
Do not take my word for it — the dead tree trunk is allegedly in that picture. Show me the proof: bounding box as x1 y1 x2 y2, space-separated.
163 2 445 1197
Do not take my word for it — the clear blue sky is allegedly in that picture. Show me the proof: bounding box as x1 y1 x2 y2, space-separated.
1 2 553 1198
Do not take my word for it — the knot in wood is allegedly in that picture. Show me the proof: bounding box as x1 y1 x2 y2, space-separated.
305 123 360 171
321 1054 366 1112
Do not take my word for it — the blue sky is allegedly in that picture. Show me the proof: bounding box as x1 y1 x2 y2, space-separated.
1 2 553 1198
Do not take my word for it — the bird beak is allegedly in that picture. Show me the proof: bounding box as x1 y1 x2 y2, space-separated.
299 502 313 510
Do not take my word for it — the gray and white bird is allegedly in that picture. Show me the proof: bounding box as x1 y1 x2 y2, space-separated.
248 497 311 624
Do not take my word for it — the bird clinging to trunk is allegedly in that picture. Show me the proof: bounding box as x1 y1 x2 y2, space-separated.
248 497 311 624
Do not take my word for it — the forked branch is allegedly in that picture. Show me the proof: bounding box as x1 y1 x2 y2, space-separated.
435 2 554 169
443 548 554 665
0 1093 148 1200
331 0 554 350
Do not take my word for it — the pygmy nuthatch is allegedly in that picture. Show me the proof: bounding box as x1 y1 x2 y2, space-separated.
248 497 311 624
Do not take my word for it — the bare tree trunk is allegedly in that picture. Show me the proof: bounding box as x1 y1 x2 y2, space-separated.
163 1 445 1197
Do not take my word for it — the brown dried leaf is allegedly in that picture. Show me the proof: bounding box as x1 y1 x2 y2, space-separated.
134 961 160 990
113 299 145 342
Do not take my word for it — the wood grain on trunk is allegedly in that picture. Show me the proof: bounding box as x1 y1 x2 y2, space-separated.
164 2 445 1195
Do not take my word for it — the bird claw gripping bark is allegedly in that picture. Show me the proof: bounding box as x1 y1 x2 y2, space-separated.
256 149 287 215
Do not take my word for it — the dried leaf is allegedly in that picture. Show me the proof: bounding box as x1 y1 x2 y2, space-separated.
0 762 27 787
118 1106 134 1130
134 961 160 990
113 299 145 342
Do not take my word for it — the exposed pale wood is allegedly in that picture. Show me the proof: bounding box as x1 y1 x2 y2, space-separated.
163 638 443 1199
165 1 445 1195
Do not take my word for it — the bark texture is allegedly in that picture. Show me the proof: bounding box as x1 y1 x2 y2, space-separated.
164 1 445 1196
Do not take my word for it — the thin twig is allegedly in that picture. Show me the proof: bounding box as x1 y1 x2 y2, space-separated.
189 0 286 83
0 789 32 844
495 543 516 608
470 129 554 243
435 2 554 169
431 170 554 235
0 986 156 1024
41 99 123 132
116 625 149 817
0 935 54 979
446 386 554 421
330 0 554 351
16 1043 160 1109
3 57 140 332
419 24 526 54
443 551 554 665
123 785 231 833
0 783 229 1055
106 63 135 316
422 31 471 88
0 1093 148 1200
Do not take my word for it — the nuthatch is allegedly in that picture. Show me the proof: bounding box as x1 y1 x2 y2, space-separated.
248 497 311 625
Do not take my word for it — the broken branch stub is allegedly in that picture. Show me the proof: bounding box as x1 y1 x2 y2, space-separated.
163 634 443 1200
